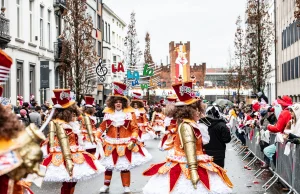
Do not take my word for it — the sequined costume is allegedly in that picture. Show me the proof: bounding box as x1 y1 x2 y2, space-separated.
0 50 45 194
42 89 105 194
135 108 155 142
99 108 152 170
158 118 177 151
151 111 166 133
143 81 233 194
78 96 104 159
98 82 152 193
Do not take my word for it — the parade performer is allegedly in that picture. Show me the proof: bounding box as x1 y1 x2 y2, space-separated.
78 96 104 158
151 104 166 139
130 92 155 144
42 89 105 194
158 96 178 151
143 81 233 194
0 49 46 194
98 82 152 193
160 99 166 115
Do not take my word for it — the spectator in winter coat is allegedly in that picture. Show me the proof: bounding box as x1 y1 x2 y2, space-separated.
204 106 231 168
29 106 42 127
257 91 269 104
261 96 292 169
41 101 50 112
19 109 30 126
22 102 31 123
284 103 300 139
267 96 292 133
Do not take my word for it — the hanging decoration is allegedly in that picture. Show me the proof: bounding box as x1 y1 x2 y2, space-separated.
96 58 108 83
126 63 155 88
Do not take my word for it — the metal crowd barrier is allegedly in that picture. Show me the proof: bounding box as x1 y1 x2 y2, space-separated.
235 129 300 194
293 145 300 193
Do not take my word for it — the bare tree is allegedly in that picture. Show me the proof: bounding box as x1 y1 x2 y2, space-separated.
124 12 142 67
244 0 274 93
232 16 246 102
59 0 97 101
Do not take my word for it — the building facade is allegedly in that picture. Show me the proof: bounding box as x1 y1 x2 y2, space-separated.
101 3 126 102
264 0 276 103
0 0 101 105
276 0 300 102
1 0 57 104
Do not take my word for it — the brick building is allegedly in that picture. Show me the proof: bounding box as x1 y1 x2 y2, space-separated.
159 41 206 88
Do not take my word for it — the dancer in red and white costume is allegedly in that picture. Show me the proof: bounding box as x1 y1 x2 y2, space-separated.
158 96 178 151
98 82 152 193
143 81 233 194
131 92 155 144
0 50 45 194
78 96 104 159
151 104 165 139
42 89 105 194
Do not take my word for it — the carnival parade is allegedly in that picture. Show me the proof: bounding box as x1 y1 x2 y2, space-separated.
1 0 300 194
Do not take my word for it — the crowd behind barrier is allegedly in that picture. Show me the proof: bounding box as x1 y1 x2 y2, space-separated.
232 127 300 194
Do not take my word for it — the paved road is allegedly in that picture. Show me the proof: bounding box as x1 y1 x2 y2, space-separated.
31 139 285 194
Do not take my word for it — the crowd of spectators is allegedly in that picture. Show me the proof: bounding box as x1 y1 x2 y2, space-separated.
225 93 300 171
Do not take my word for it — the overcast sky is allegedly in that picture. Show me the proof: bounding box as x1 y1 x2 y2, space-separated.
103 0 247 68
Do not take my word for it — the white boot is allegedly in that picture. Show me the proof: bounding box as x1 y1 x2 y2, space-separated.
99 185 109 193
124 186 131 193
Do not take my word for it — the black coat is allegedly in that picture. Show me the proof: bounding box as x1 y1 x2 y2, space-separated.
201 117 231 161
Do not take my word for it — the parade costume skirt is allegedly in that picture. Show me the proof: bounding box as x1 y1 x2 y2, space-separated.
143 172 232 194
101 147 152 171
158 133 176 151
153 126 165 132
139 131 156 142
43 160 105 182
143 149 233 194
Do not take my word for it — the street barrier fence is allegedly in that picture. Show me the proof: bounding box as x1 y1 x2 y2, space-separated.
239 128 300 193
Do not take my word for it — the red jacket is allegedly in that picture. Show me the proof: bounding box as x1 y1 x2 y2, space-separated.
267 109 291 133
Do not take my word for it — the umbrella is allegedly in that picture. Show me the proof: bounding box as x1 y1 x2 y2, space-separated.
213 99 233 107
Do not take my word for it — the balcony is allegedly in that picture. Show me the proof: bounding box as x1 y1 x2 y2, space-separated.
0 14 10 49
54 0 66 6
54 41 71 64
54 0 67 13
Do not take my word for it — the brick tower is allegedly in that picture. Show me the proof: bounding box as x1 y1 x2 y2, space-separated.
169 41 191 84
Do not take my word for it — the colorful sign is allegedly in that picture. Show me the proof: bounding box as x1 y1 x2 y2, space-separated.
175 44 188 83
126 64 155 88
112 62 125 73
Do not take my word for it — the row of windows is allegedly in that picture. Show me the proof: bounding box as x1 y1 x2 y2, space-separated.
15 0 53 49
2 62 36 98
282 20 300 50
282 56 300 82
103 20 124 48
